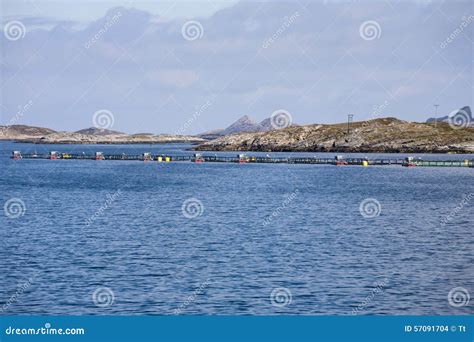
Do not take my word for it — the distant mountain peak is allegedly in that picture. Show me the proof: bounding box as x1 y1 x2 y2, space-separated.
198 114 299 138
221 115 262 135
258 117 273 130
236 114 254 122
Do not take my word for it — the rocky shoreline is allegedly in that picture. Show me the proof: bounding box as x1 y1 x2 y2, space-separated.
0 125 204 145
14 134 205 145
194 118 474 154
2 119 473 153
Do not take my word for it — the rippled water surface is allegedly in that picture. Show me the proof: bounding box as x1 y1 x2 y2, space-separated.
1 142 473 315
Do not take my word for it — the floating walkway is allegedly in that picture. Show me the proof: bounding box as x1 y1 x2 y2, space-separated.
11 151 474 168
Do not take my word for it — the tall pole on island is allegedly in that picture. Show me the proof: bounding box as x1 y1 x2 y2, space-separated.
347 114 354 135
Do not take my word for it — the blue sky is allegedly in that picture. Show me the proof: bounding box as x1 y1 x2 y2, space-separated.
1 0 472 134
1 0 238 23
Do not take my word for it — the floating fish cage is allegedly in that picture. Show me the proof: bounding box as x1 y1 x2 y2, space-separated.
335 155 347 166
238 154 248 163
12 151 22 160
143 152 152 161
402 156 417 167
192 153 204 163
49 151 58 160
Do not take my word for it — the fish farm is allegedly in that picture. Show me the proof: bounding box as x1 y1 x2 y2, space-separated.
10 151 474 168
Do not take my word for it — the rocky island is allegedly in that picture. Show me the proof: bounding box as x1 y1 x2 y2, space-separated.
195 118 474 153
0 125 205 144
2 114 473 154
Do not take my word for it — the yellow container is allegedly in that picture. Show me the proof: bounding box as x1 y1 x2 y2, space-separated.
165 156 170 162
157 156 162 162
362 160 368 167
464 160 469 166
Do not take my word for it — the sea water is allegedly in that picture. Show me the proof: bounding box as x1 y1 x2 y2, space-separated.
1 141 472 315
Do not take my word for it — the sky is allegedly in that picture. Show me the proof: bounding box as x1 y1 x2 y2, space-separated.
0 0 472 134
1 0 238 25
